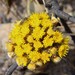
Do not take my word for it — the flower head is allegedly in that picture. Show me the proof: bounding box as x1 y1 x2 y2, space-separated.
16 56 28 66
7 12 70 70
58 45 69 58
41 51 50 64
29 51 41 62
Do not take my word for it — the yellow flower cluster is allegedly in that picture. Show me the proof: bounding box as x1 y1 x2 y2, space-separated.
6 12 69 70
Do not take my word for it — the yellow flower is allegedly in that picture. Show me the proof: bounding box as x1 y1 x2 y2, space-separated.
9 25 21 39
41 19 53 28
22 20 29 27
14 35 25 45
6 43 14 52
29 19 41 27
41 51 50 64
63 36 70 44
27 63 36 70
43 35 54 48
50 47 57 55
47 27 54 36
39 12 49 19
53 31 63 43
16 56 27 66
21 25 30 37
58 45 69 58
29 13 39 20
32 27 45 40
29 13 41 27
22 44 32 54
29 51 41 62
27 35 34 43
15 46 24 56
33 40 43 51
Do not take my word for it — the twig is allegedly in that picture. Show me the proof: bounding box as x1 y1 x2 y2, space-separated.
45 0 75 23
53 9 75 23
63 33 75 36
5 62 18 75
